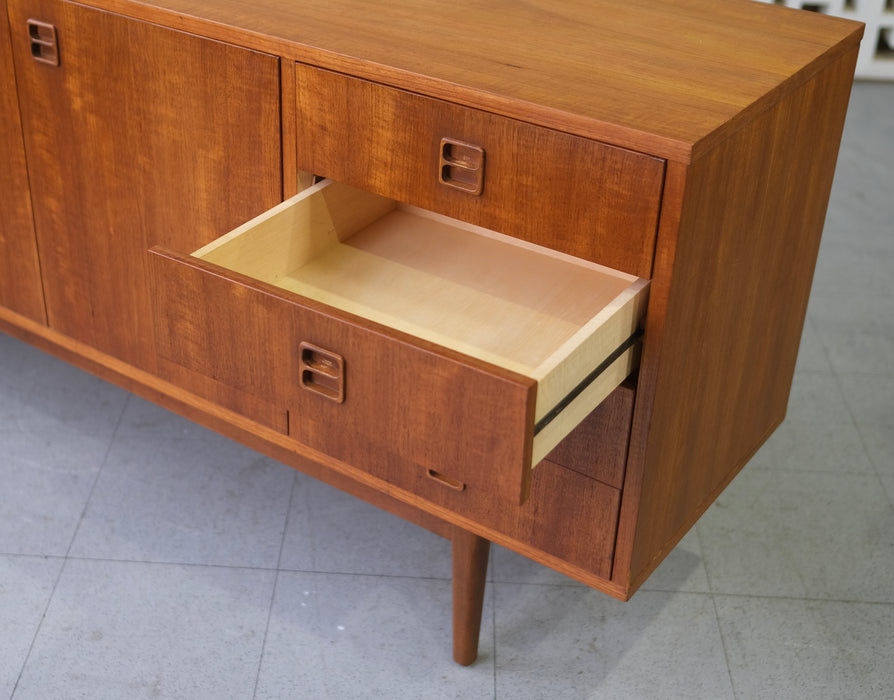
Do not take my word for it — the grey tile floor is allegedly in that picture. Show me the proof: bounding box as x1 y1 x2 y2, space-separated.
1 82 892 699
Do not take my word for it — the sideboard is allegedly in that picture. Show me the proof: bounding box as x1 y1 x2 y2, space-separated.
0 0 863 664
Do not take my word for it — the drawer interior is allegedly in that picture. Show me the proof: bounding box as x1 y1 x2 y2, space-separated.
193 179 648 463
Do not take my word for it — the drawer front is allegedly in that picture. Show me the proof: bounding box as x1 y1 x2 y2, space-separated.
296 65 665 278
495 459 620 581
152 245 621 578
149 247 539 504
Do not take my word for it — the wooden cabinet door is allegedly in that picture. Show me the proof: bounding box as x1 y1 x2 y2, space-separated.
0 0 45 323
7 0 282 370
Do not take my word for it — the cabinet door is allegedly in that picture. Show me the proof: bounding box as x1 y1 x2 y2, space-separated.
8 0 282 370
0 0 45 323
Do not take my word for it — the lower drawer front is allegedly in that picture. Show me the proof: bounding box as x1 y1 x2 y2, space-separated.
150 246 537 504
424 457 621 581
296 64 665 278
500 459 620 580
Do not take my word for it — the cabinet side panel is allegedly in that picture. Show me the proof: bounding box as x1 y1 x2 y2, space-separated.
9 0 281 370
0 0 46 323
620 48 859 591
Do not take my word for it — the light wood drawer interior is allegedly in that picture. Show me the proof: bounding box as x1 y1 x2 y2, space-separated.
192 179 649 465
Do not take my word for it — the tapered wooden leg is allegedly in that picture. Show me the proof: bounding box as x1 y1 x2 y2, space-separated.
452 526 490 666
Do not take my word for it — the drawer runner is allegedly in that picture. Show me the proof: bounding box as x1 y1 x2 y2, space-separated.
534 329 643 436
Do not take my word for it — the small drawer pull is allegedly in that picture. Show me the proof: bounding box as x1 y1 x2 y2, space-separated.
27 19 59 66
439 138 485 195
426 469 466 491
299 342 345 403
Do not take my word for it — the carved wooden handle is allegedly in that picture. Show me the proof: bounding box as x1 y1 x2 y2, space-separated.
439 138 485 195
27 20 59 66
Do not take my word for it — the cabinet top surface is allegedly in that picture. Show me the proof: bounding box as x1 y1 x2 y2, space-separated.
97 0 861 159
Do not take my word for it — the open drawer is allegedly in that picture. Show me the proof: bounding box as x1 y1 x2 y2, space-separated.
150 180 648 504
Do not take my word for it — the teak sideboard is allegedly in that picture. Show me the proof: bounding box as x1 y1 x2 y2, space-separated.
1 0 862 665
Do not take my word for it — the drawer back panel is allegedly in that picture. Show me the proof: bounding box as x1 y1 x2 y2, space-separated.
295 64 665 279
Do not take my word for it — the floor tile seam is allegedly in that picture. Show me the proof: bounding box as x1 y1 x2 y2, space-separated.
696 518 893 607
693 520 718 598
61 393 132 561
49 553 457 582
488 579 714 596
490 582 497 699
830 366 894 377
790 364 835 379
10 549 71 698
273 472 299 573
488 577 587 588
0 552 66 562
57 553 280 573
275 566 453 583
10 395 136 692
707 591 739 700
746 464 878 476
252 472 300 700
637 584 712 594
830 365 892 489
707 590 894 607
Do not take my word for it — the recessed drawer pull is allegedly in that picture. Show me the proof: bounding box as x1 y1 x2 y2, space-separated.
27 19 60 66
427 469 466 491
299 342 345 403
439 138 485 195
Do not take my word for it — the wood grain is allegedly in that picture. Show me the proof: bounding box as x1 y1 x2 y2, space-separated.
615 46 861 593
296 65 665 278
9 0 282 370
0 0 45 323
150 245 540 504
47 0 861 161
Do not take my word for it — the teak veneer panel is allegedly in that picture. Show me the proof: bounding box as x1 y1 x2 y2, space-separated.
615 46 860 593
150 244 539 504
58 0 861 160
0 0 45 324
9 0 282 370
